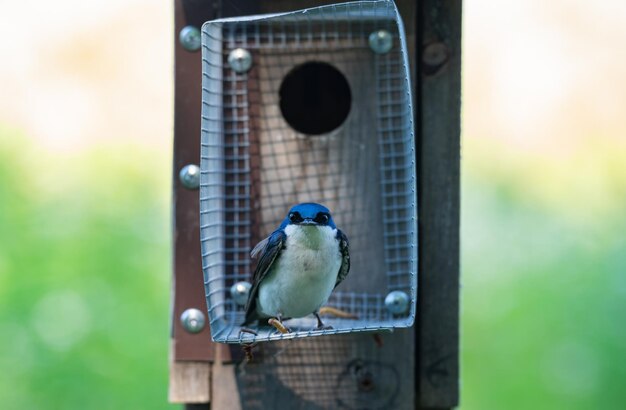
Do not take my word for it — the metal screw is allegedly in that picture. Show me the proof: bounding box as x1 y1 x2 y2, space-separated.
179 164 200 190
230 281 252 306
179 25 201 52
228 48 253 73
384 291 410 315
368 29 393 54
180 308 206 333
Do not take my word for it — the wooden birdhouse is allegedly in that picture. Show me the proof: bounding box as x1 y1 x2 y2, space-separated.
200 0 417 343
170 0 460 408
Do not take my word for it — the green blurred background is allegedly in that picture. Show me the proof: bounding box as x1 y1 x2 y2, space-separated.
0 0 624 409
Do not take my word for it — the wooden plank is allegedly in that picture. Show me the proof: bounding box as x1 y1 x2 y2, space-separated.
170 0 220 405
415 0 462 408
210 344 243 410
169 343 212 404
172 0 218 362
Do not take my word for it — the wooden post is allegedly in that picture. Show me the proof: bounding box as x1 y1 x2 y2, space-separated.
415 0 462 407
170 0 219 407
170 1 461 408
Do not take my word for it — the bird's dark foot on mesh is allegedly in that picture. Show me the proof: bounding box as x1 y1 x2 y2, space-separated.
314 311 334 330
238 328 259 362
240 327 258 336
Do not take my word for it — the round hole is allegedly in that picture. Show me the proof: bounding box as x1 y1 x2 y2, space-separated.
279 61 352 135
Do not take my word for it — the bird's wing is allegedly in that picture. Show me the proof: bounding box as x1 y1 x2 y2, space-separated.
334 229 350 289
243 229 286 325
250 236 268 258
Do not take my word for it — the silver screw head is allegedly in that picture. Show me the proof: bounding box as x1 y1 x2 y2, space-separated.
368 29 393 54
179 25 201 52
180 308 206 333
179 164 200 189
228 48 253 73
384 291 410 315
230 281 252 306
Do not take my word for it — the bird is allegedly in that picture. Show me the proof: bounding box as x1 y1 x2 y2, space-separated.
242 202 350 332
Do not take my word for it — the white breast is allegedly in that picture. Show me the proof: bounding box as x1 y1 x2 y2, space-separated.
256 225 342 319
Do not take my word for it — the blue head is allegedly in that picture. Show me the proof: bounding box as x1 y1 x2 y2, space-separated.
280 203 337 229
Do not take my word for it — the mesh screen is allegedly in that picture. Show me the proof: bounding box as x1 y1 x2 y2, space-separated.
200 0 417 344
233 333 403 409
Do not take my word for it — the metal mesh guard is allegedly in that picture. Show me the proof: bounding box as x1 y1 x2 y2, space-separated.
200 0 417 344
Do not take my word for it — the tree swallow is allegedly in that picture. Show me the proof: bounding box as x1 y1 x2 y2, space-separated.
243 203 350 331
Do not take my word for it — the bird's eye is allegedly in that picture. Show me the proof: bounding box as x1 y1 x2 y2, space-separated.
314 213 329 224
289 212 303 223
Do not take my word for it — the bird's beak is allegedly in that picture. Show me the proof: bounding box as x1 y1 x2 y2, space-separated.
300 219 317 226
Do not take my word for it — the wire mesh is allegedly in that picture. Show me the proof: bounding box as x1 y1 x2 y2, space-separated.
233 332 404 409
200 0 417 344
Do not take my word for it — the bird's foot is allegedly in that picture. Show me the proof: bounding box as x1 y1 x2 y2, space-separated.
240 327 258 336
242 342 258 362
238 328 259 362
268 318 291 334
314 311 334 331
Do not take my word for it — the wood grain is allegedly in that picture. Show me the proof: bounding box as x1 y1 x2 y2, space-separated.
415 0 462 408
210 344 244 410
169 346 212 404
172 0 217 362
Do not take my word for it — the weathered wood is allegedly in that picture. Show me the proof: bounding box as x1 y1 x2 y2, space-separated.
415 0 462 408
210 344 244 410
172 0 218 362
169 346 212 404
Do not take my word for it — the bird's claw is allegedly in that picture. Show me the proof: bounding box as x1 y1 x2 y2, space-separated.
268 318 291 334
239 328 259 362
240 327 258 336
314 311 335 331
242 342 258 362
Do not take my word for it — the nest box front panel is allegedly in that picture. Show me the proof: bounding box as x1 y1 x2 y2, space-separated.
200 1 417 343
255 46 385 294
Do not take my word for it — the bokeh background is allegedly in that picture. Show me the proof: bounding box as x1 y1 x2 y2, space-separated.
0 0 624 409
